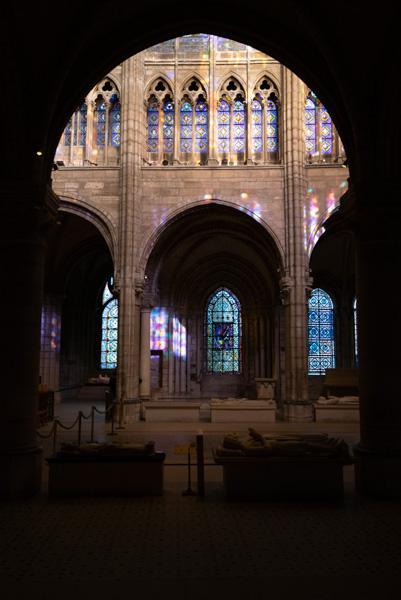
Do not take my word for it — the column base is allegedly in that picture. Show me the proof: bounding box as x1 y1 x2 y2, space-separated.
0 445 43 500
283 401 313 422
122 399 141 423
354 445 401 498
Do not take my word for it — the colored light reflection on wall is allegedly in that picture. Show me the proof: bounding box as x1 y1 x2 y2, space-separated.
304 180 347 256
173 317 187 358
150 307 168 351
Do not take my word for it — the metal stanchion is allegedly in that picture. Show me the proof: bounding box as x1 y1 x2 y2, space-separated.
90 407 95 443
182 444 197 496
53 421 58 453
196 431 205 496
77 411 82 445
115 399 125 430
107 401 118 436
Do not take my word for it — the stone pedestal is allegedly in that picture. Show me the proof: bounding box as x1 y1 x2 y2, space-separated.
354 446 401 498
210 399 276 423
214 452 353 500
46 452 165 497
283 401 313 422
255 378 276 399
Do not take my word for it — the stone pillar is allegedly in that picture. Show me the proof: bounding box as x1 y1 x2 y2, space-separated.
0 181 59 499
281 69 313 421
139 295 153 399
115 53 145 423
341 182 401 497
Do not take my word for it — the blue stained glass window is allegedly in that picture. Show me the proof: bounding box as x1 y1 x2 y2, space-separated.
305 97 317 154
110 101 121 146
97 101 106 146
180 101 193 152
320 106 333 154
251 99 262 152
73 109 78 146
64 117 72 146
233 100 245 152
101 278 118 369
79 103 87 146
218 100 230 153
163 101 174 152
205 287 242 373
266 100 277 152
179 34 209 52
308 288 335 375
195 101 208 152
148 101 159 152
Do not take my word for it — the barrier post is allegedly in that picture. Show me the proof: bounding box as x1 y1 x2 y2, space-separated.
182 444 197 496
90 407 95 443
77 411 83 445
196 431 205 496
53 420 58 454
107 401 118 436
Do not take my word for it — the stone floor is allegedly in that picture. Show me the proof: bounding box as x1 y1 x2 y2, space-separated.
1 398 401 599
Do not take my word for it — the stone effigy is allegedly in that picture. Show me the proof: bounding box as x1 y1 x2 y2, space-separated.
316 395 359 405
215 427 350 458
58 441 156 456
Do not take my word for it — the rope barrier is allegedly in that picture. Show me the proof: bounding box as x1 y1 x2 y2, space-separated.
36 401 122 452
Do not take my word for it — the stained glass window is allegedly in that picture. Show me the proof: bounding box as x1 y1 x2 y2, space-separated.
266 100 277 152
110 101 121 146
233 100 245 152
251 99 262 152
163 101 174 152
308 288 335 375
195 101 208 152
179 34 209 53
148 101 159 152
205 288 242 373
218 100 230 153
305 97 317 154
73 109 78 146
354 298 358 368
180 101 193 152
320 106 333 154
101 279 118 369
97 101 107 146
64 117 72 146
79 103 87 146
216 37 246 52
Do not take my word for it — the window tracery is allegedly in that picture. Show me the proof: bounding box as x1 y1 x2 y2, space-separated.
305 91 344 163
308 288 335 375
205 287 242 374
101 277 118 370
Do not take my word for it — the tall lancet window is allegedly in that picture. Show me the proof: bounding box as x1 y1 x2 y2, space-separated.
308 288 335 375
217 99 230 153
101 278 118 369
205 287 242 373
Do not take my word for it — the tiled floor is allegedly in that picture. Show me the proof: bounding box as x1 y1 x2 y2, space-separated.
2 399 401 599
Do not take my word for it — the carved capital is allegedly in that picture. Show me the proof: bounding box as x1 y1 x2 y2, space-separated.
279 276 293 305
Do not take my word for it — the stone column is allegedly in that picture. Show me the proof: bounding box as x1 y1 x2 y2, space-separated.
139 294 153 399
0 181 59 499
341 182 401 497
115 53 145 423
207 36 218 165
281 68 313 421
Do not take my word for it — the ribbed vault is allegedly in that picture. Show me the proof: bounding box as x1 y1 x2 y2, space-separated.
145 203 282 312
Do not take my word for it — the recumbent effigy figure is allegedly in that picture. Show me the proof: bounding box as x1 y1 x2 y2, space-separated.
215 428 350 458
